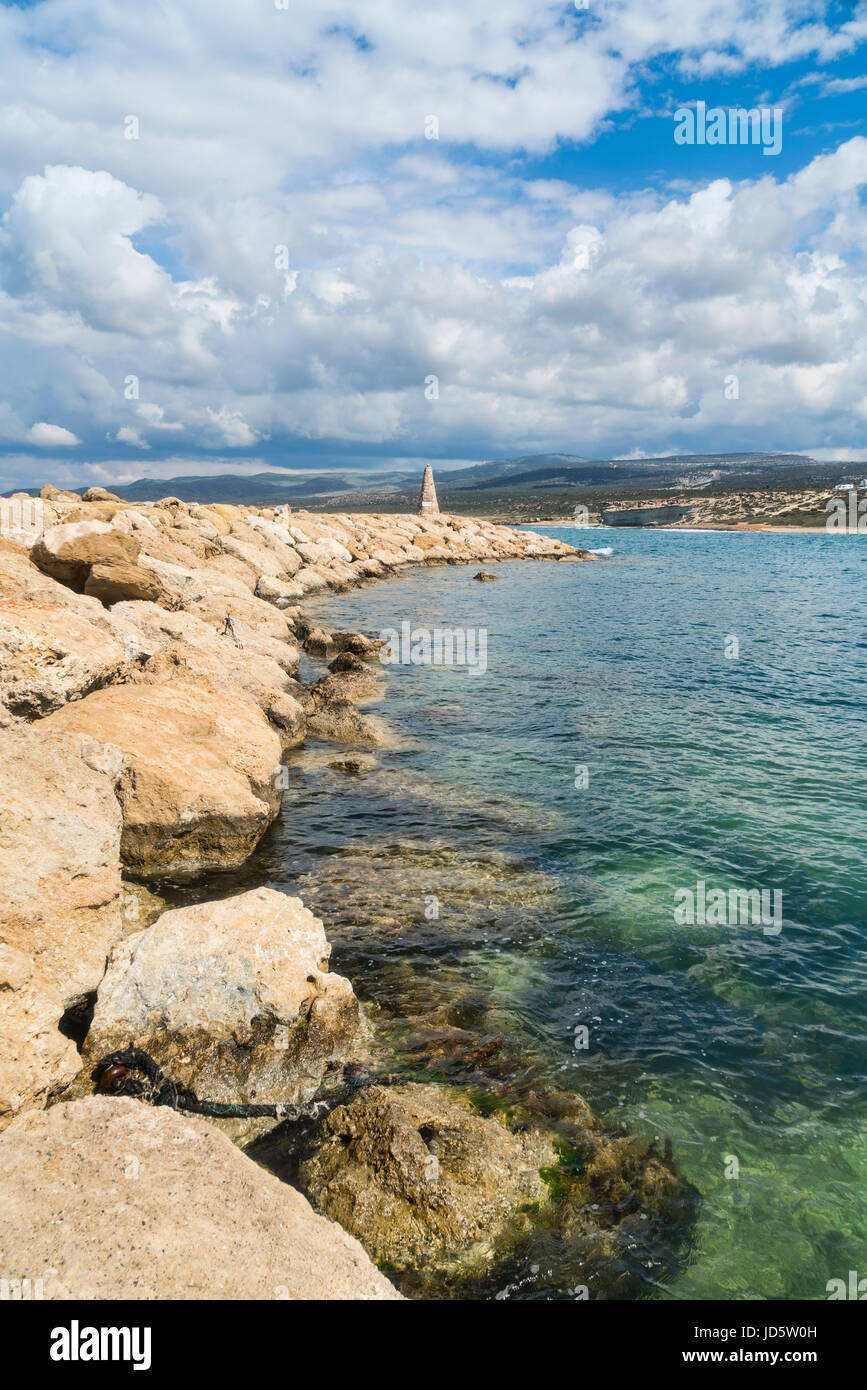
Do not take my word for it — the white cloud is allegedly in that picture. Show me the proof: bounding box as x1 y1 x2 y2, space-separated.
205 406 260 447
114 426 149 447
26 422 81 447
1 2 866 484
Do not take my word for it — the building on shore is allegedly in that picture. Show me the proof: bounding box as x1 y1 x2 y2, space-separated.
417 465 440 517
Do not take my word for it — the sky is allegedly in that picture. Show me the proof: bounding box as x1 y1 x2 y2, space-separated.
1 0 867 491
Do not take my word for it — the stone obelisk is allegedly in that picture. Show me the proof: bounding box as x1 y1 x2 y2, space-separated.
417 465 440 517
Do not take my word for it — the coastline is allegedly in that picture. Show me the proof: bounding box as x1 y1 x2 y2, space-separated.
6 491 678 1300
520 519 845 533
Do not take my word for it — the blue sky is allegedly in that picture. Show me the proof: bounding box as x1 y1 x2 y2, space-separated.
1 0 866 490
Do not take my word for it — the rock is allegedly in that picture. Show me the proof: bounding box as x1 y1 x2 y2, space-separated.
306 702 391 747
83 560 174 607
0 600 129 719
84 888 368 1120
31 520 140 590
110 600 299 681
327 754 378 775
328 651 369 675
255 574 305 607
0 945 80 1130
0 1097 401 1300
39 484 80 502
302 626 334 656
307 668 381 707
300 1083 554 1274
473 571 500 582
134 642 305 748
0 725 128 1005
42 681 283 880
82 487 122 503
331 630 384 659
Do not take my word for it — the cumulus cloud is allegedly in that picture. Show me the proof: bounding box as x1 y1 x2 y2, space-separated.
0 1 866 484
26 422 81 447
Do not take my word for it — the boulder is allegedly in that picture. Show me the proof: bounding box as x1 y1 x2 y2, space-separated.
42 681 283 880
255 574 305 607
0 725 128 1005
473 571 500 582
328 754 378 775
300 1083 554 1274
301 626 334 656
308 668 381 707
84 888 368 1116
134 643 306 749
82 487 122 503
39 484 80 502
306 702 391 747
0 600 129 719
331 631 384 659
328 650 368 674
0 1097 400 1299
84 560 173 607
0 945 80 1130
31 520 140 590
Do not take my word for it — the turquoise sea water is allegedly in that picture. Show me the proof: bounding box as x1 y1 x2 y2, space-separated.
251 528 867 1299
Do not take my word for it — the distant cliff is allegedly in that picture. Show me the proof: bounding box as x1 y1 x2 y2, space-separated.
600 504 694 527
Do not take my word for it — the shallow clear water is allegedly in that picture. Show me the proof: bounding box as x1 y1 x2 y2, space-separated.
246 527 867 1299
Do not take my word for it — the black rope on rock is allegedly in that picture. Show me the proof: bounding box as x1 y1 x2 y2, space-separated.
93 1048 400 1121
93 1035 506 1120
94 1048 313 1121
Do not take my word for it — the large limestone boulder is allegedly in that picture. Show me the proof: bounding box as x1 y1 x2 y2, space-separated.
107 601 303 741
137 643 306 749
31 519 140 590
43 681 283 879
300 1084 555 1274
0 725 128 1005
83 560 173 607
82 486 122 503
0 1097 401 1300
84 888 368 1113
255 574 305 607
308 668 381 707
0 945 80 1130
306 702 391 747
0 600 128 719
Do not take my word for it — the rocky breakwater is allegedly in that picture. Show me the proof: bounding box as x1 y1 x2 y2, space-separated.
0 487 590 1298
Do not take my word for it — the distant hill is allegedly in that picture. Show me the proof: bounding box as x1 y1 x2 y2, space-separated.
70 469 415 505
7 451 848 510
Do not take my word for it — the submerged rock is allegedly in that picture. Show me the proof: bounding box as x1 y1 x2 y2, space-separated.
300 1083 555 1275
83 888 369 1124
0 1097 400 1299
296 838 556 948
328 754 379 775
307 666 382 707
306 701 392 747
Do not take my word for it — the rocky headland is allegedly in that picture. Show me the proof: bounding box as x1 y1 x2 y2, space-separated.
0 486 694 1299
